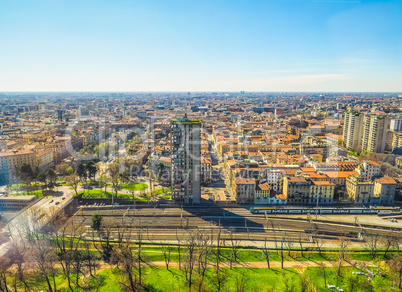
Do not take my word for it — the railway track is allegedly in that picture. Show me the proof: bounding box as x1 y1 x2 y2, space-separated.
62 206 401 245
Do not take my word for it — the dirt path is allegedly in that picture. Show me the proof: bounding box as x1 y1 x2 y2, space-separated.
97 259 369 272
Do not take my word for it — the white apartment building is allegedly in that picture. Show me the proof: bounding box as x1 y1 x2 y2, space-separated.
361 114 390 153
343 111 364 151
390 118 402 131
265 169 282 192
355 160 381 181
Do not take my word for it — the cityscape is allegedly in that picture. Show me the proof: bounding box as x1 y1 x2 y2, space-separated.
0 92 401 291
1 0 402 291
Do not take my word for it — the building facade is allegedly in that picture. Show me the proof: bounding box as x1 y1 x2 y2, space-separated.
361 114 390 153
373 176 397 205
309 180 335 205
200 157 212 185
355 160 381 181
171 118 202 204
0 150 36 184
346 175 374 204
234 177 256 204
283 176 311 205
343 111 364 151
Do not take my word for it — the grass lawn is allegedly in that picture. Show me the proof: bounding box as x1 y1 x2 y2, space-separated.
97 266 394 291
135 245 390 263
120 182 148 191
11 190 43 198
15 267 303 291
7 183 26 189
162 193 172 199
305 266 392 292
78 190 149 201
138 267 302 291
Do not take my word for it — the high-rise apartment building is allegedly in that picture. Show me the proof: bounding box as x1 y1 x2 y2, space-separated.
77 106 90 118
343 111 364 151
361 114 390 153
392 132 402 151
390 118 402 131
56 109 64 121
171 117 201 204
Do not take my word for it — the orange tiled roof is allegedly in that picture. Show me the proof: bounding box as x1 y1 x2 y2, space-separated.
375 176 396 184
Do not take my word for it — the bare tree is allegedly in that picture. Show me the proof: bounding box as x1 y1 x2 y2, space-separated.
135 227 146 288
195 229 210 292
212 228 228 292
82 238 99 277
280 235 286 269
112 242 140 292
0 257 11 292
176 228 182 270
262 237 271 269
228 229 241 268
336 237 349 277
32 240 58 292
298 232 306 258
389 254 402 291
381 232 398 258
161 242 172 271
8 235 30 291
99 218 115 262
183 231 197 291
53 218 84 291
284 233 294 257
313 236 324 256
365 233 380 259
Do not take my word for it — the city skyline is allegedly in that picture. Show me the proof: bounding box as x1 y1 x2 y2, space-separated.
1 0 401 92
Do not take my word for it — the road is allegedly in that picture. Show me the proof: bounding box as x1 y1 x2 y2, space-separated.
0 188 74 258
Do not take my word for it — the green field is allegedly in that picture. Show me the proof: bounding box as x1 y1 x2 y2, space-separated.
119 182 148 191
53 240 395 264
78 190 149 201
7 183 27 189
5 266 394 292
11 189 43 198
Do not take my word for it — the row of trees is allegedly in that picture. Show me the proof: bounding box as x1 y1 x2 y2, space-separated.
1 207 402 291
14 163 57 190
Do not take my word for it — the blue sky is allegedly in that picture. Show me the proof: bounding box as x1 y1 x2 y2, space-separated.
0 0 401 92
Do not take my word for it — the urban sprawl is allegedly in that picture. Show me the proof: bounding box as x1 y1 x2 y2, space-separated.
1 92 402 210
